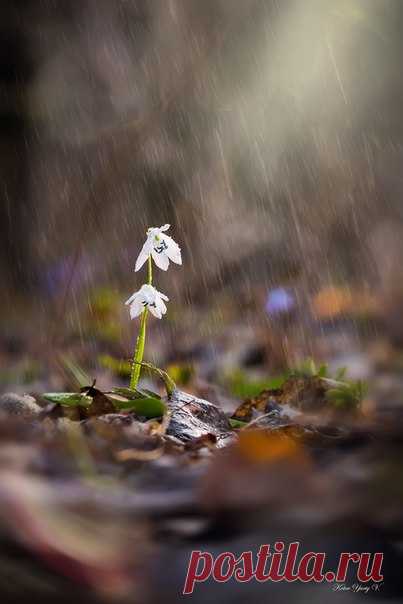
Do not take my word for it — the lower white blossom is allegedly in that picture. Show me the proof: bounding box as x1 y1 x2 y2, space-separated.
125 284 169 319
135 224 182 272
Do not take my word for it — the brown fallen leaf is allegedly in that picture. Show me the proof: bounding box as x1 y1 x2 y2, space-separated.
232 376 330 422
231 388 282 422
184 433 217 452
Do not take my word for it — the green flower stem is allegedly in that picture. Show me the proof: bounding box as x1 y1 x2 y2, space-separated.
130 255 153 390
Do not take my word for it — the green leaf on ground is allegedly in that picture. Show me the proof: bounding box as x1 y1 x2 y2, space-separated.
43 392 92 407
229 418 249 429
114 396 166 418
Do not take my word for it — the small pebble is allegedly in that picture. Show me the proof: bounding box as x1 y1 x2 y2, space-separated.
0 393 41 418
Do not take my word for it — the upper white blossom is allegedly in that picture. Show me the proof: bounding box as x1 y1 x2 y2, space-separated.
125 284 169 320
135 224 182 272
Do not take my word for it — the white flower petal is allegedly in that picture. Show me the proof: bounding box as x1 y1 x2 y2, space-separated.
125 291 139 306
135 244 151 272
148 304 162 319
129 298 145 319
139 284 152 301
161 235 182 265
125 283 170 320
155 296 167 315
156 290 169 301
160 224 170 232
151 249 169 271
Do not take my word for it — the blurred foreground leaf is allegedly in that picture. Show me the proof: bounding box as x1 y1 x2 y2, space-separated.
238 430 300 464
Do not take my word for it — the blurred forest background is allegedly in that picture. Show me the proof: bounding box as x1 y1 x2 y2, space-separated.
2 0 403 393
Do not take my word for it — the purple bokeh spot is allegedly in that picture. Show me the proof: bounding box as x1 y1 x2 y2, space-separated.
265 287 295 316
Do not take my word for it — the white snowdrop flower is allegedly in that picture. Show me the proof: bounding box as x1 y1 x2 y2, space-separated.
135 224 182 272
125 284 169 320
